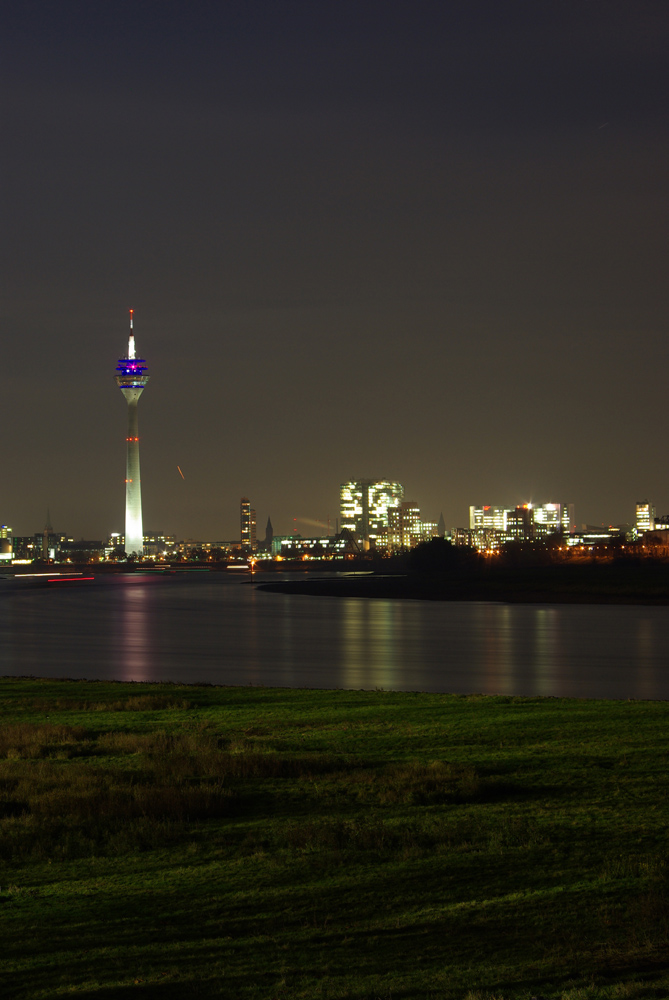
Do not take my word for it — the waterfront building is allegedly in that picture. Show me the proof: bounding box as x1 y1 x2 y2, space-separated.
454 526 498 550
114 311 149 556
340 479 404 551
143 531 177 558
468 502 574 547
0 525 12 561
386 503 438 552
565 527 623 548
10 536 36 561
104 532 124 559
561 503 575 534
469 506 508 533
240 497 257 551
278 534 355 559
420 521 440 543
636 500 655 535
387 501 421 552
271 534 300 557
59 540 104 561
104 531 177 560
28 530 72 561
505 505 534 541
171 539 232 560
532 502 562 538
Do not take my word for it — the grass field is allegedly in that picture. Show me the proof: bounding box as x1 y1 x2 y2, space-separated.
1 677 668 999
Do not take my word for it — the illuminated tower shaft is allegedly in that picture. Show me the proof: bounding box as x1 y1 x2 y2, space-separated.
115 311 149 556
123 391 144 555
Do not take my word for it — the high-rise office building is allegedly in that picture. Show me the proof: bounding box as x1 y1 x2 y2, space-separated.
340 479 404 550
636 500 655 535
561 503 575 535
387 501 421 552
469 506 508 532
505 505 534 541
532 502 562 538
115 311 149 556
0 525 12 562
240 497 257 551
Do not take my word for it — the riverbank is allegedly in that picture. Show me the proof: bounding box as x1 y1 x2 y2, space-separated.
257 560 669 604
2 677 668 999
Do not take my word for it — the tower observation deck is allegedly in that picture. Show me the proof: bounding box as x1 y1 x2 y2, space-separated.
115 310 149 556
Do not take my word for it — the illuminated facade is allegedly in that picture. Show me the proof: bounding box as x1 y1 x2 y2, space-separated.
469 506 508 532
340 479 404 551
561 503 575 535
143 531 176 558
0 525 12 562
532 503 562 538
469 502 573 547
240 497 257 551
636 500 655 535
278 536 350 558
387 501 421 552
115 311 149 556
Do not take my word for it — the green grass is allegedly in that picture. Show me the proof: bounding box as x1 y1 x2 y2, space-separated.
1 678 668 999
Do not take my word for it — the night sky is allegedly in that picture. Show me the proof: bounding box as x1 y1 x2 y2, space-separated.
3 1 668 541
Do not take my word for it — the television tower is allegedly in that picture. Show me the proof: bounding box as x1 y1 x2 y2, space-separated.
115 310 149 556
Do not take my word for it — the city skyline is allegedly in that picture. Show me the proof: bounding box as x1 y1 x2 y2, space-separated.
3 486 666 564
4 483 663 552
3 4 667 539
3 302 668 540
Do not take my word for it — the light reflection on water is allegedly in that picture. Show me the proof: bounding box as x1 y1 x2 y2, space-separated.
341 599 402 691
1 573 668 698
118 579 152 680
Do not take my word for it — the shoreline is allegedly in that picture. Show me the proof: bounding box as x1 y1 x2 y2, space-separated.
256 564 669 605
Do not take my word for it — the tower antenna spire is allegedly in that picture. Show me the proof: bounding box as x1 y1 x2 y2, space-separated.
128 309 135 359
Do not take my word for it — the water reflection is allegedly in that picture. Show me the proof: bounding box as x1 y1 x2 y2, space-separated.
117 579 153 680
2 576 669 698
533 607 558 697
242 583 263 687
492 605 515 696
635 617 656 701
341 599 401 690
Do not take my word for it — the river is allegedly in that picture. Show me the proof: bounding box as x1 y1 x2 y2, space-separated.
1 572 668 698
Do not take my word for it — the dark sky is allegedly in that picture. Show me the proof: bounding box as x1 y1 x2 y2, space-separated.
3 1 668 540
